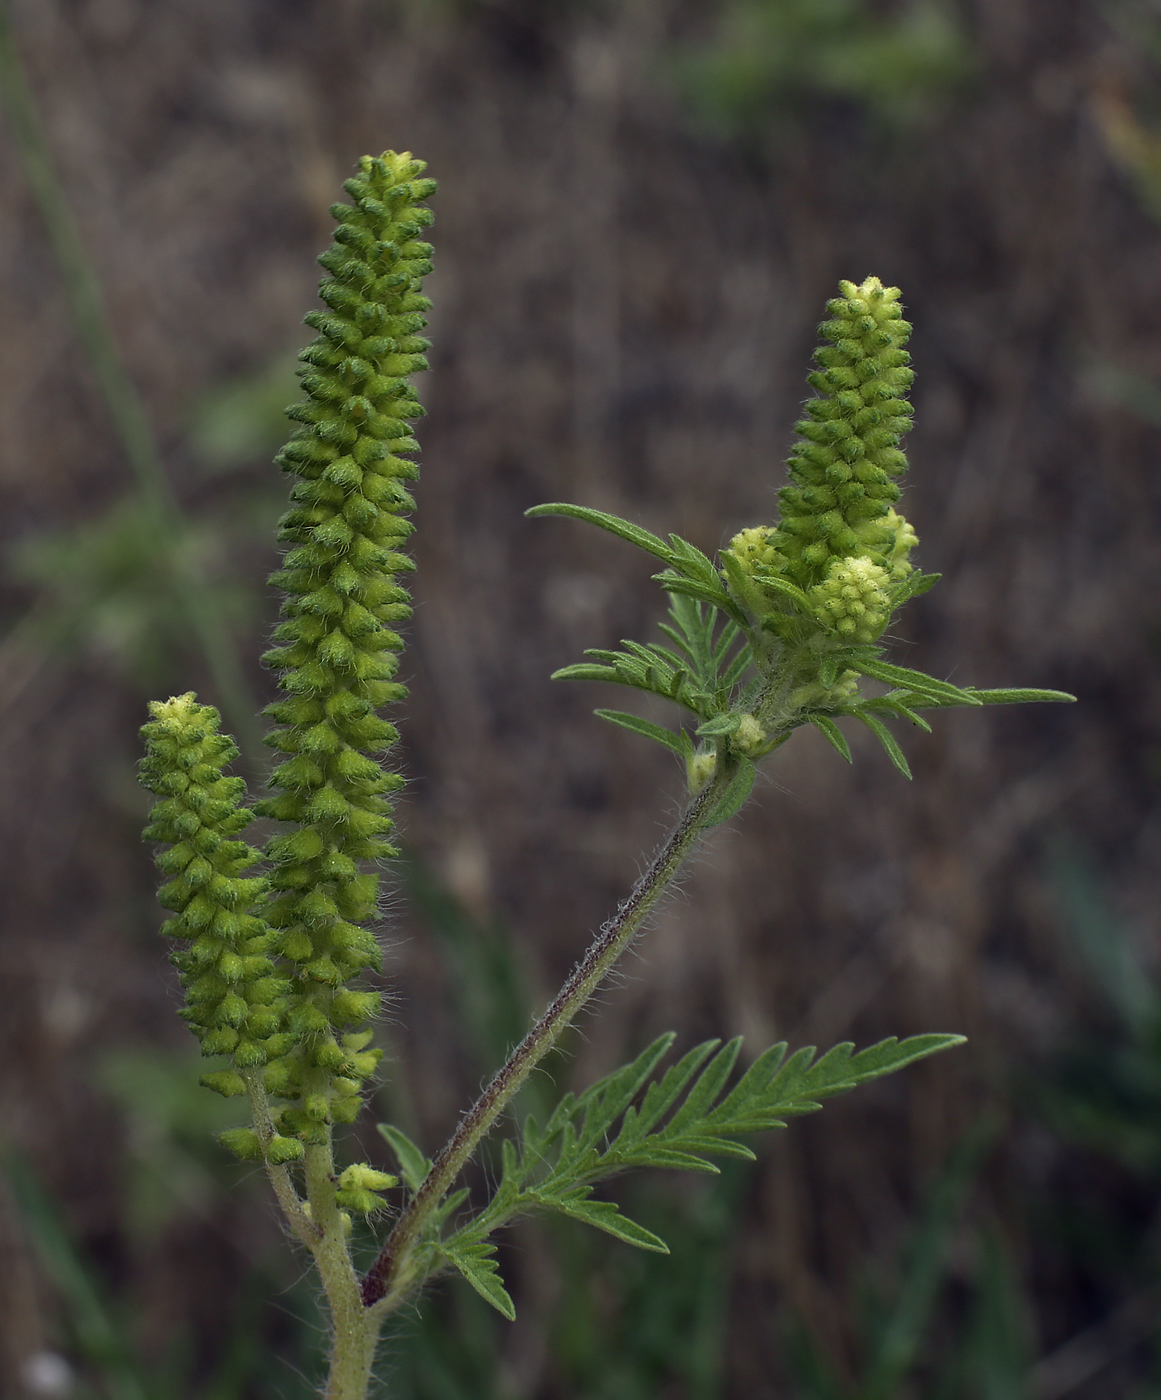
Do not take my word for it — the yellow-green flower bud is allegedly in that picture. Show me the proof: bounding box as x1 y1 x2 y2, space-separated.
732 714 767 757
335 1161 398 1213
726 526 783 574
687 749 717 793
810 556 892 643
219 1128 263 1161
883 507 919 579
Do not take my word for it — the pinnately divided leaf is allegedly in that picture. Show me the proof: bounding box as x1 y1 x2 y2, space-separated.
441 1031 964 1282
439 1239 515 1320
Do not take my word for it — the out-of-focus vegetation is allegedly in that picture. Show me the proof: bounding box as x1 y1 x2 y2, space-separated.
3 0 1161 1394
674 0 974 137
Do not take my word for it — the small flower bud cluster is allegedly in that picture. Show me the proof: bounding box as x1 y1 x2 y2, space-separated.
687 750 717 793
884 507 918 579
732 713 768 756
335 1162 398 1215
257 152 435 1145
771 277 914 589
140 695 291 1074
725 525 783 574
810 556 893 642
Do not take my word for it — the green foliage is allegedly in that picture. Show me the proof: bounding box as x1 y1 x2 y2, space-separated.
6 1147 327 1400
786 1126 1018 1400
428 1031 962 1318
6 1152 150 1400
386 869 750 1399
188 353 303 475
1040 841 1161 1177
674 0 974 137
7 500 247 687
385 1168 747 1400
531 278 1073 787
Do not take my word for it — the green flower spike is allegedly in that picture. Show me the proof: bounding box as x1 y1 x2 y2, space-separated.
139 694 292 1081
532 274 1073 790
256 151 436 1145
728 275 917 603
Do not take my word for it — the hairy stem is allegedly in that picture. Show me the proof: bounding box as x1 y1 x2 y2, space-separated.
246 1067 381 1397
241 1068 319 1249
361 760 737 1309
306 1136 378 1400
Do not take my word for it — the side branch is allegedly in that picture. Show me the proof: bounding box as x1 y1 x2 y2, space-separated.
361 762 736 1308
242 1068 320 1248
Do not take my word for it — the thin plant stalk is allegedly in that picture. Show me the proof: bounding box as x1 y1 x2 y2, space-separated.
362 759 736 1311
287 761 738 1397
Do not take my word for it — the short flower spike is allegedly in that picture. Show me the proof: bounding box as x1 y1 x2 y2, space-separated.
770 275 915 586
139 694 289 1074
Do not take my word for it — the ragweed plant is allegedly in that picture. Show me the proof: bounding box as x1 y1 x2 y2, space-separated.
139 157 1073 1400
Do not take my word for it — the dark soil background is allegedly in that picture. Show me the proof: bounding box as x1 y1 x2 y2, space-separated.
1 1 1160 1396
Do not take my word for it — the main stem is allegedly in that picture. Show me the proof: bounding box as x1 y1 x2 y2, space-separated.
360 760 736 1310
246 1068 380 1400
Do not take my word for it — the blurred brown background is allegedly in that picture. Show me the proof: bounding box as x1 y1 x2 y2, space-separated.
0 0 1158 1396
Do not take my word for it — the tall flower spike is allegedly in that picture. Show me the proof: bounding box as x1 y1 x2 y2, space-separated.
140 694 291 1084
256 151 436 1145
764 277 915 591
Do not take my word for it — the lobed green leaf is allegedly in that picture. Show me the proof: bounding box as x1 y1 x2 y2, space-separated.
443 1031 964 1272
593 709 687 755
376 1123 430 1192
440 1240 515 1320
526 503 673 562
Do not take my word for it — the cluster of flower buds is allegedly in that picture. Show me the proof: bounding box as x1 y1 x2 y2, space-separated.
773 275 916 587
139 695 291 1077
256 151 436 1145
810 555 893 643
723 277 919 650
